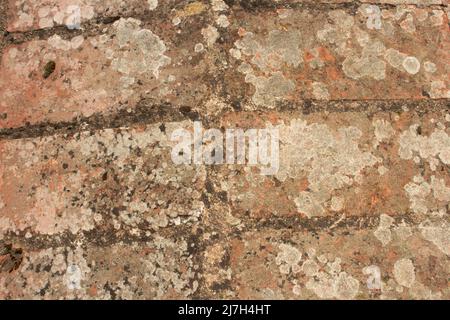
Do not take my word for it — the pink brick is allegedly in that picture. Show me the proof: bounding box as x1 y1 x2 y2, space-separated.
0 16 211 129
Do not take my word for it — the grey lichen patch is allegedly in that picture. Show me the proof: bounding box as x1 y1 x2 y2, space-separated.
423 61 437 74
374 214 395 246
342 40 387 81
66 123 205 232
0 238 198 299
402 56 421 75
317 10 387 80
235 30 303 73
410 282 443 300
48 35 85 51
399 125 450 167
384 48 407 71
393 258 415 288
373 119 395 148
400 13 416 34
233 30 303 107
383 49 424 77
403 172 449 255
211 0 229 12
312 82 330 100
275 119 379 218
307 48 326 70
303 255 360 300
373 214 414 247
201 25 219 47
330 196 344 212
273 245 359 300
194 43 205 53
0 246 90 299
216 15 230 28
315 6 444 82
106 18 171 79
404 176 435 215
140 237 198 298
244 72 295 107
393 222 413 242
0 122 206 236
419 219 450 255
0 145 97 235
428 81 450 99
147 0 158 11
317 10 355 56
10 1 96 31
430 176 450 203
360 5 382 30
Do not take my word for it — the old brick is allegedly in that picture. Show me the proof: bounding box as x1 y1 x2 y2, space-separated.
0 122 206 236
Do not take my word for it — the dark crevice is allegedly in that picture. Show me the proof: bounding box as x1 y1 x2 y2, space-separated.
0 99 448 141
0 210 420 252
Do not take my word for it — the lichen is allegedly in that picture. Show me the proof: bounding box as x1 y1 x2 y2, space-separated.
244 72 295 107
399 125 450 167
393 258 415 288
374 214 395 246
303 255 360 300
419 219 450 255
275 244 302 274
233 30 303 106
105 18 171 79
274 119 380 217
201 25 219 47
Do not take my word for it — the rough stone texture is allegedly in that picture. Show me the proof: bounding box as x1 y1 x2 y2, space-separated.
0 122 206 236
0 12 211 129
0 0 449 300
223 4 449 105
206 227 448 299
5 0 173 32
212 109 449 220
5 0 447 34
1 2 449 128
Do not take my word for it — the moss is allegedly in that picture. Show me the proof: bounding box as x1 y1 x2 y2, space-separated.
43 61 56 79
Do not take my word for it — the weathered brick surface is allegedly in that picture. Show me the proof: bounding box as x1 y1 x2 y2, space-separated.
1 3 449 129
0 122 206 236
202 227 449 299
0 0 449 300
6 0 167 32
0 15 212 129
5 0 449 33
221 5 449 105
0 238 201 299
213 109 449 220
0 108 449 299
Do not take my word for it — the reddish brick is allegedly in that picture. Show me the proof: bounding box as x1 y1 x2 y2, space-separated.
0 122 206 236
209 227 449 299
222 5 449 104
0 239 200 299
0 0 449 301
0 16 212 129
6 0 160 32
211 109 449 220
